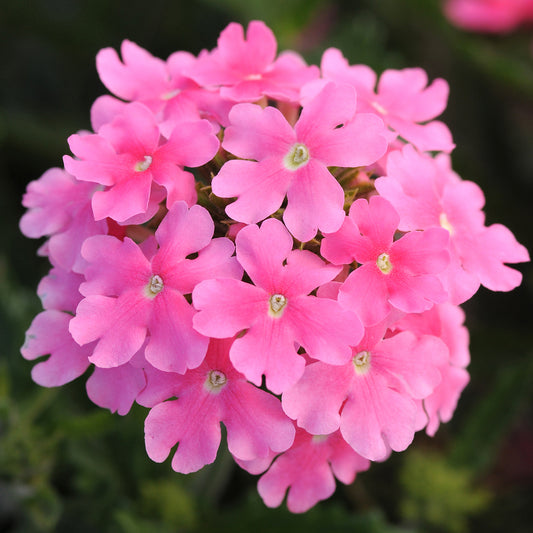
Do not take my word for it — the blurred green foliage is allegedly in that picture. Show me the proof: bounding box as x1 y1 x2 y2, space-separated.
399 450 491 533
1 0 532 531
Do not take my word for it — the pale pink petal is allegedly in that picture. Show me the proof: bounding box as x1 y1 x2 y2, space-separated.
425 365 470 436
37 267 84 312
349 196 399 248
90 95 129 131
165 238 242 295
282 361 353 435
91 172 152 221
192 278 267 338
295 83 357 145
153 202 214 266
284 159 345 242
21 310 91 386
87 364 146 415
320 216 359 265
144 397 221 474
464 223 529 292
222 103 295 160
80 235 151 297
96 40 168 101
388 117 455 153
341 372 417 460
235 219 293 291
157 119 219 167
287 296 363 365
229 313 305 394
69 293 150 368
223 382 295 460
213 159 291 224
310 112 387 167
98 102 159 155
257 432 337 513
280 249 341 297
152 163 197 208
339 265 391 326
146 290 209 373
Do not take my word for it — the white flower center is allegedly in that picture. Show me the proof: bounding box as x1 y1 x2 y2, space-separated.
134 155 153 172
145 274 164 297
284 143 310 170
269 293 288 318
439 212 454 235
376 253 393 274
245 73 263 81
205 370 227 392
353 350 371 374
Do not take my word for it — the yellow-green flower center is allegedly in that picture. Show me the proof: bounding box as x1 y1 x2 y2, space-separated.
284 143 310 170
145 274 164 298
377 253 393 274
269 293 288 318
353 350 371 374
134 155 153 172
205 370 227 392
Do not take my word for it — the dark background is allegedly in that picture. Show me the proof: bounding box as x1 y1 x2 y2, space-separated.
1 0 532 531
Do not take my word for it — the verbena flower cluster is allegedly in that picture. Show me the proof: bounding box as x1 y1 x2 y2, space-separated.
445 0 533 33
20 21 529 512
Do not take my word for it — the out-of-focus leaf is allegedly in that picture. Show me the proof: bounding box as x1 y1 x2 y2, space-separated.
450 355 533 473
399 450 491 533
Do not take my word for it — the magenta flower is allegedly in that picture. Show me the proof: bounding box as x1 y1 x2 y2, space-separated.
141 338 295 474
319 48 454 153
322 196 450 325
376 145 530 303
69 202 242 373
282 322 447 460
193 218 364 394
213 82 387 241
64 102 219 222
254 428 370 513
186 20 319 103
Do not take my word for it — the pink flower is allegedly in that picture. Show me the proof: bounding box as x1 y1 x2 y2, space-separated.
20 167 107 273
444 0 533 33
141 338 295 474
96 40 198 113
193 218 364 394
86 356 147 416
376 145 530 303
282 322 447 460
318 48 454 153
322 196 450 326
186 21 319 103
69 202 242 372
392 304 471 435
213 82 387 241
21 310 91 387
37 267 84 313
95 40 233 135
255 428 370 513
64 102 219 222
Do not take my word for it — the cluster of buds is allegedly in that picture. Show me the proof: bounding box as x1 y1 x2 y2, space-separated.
20 21 529 512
